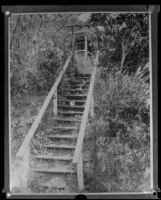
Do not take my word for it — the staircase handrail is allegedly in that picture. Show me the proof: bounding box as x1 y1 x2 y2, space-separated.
72 51 99 164
16 55 72 158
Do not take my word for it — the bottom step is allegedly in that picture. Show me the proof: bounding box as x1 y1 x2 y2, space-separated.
39 177 66 189
31 167 75 174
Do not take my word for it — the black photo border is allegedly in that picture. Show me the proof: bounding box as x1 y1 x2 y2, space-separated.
1 5 159 199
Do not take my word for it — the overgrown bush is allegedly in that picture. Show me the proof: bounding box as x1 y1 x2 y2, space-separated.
36 47 64 92
85 67 150 192
11 95 46 158
10 49 65 97
94 68 150 124
10 46 64 97
9 13 80 97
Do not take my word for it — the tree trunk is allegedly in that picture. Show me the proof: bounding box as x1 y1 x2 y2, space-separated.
96 26 100 51
120 39 127 72
120 37 132 72
17 16 21 49
120 52 125 71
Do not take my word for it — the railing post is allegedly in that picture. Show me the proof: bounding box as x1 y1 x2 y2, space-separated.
19 143 30 189
53 88 57 115
77 150 84 191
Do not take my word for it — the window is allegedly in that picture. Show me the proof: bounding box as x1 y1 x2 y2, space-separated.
76 42 85 51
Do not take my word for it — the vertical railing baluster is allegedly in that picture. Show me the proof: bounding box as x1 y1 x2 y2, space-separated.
77 150 84 191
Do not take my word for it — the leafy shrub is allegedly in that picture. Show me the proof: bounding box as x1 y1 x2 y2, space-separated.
85 67 150 192
11 95 46 158
10 46 64 97
94 69 150 125
10 51 29 96
36 47 64 92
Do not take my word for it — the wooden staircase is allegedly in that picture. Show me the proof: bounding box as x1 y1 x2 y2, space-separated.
30 73 91 192
15 52 99 193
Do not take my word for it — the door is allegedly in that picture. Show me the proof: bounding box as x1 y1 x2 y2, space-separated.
75 37 94 74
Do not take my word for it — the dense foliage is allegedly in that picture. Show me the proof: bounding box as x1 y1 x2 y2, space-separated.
84 67 150 192
88 13 149 76
10 13 81 96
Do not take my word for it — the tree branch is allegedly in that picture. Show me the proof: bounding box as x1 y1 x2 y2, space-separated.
37 14 43 39
10 14 20 49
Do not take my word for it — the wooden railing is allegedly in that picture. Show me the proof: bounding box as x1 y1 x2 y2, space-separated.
15 55 72 188
72 51 99 191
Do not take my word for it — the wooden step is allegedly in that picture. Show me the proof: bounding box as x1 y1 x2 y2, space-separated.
61 94 87 97
69 80 90 85
65 73 90 76
61 94 87 100
58 100 85 106
65 85 88 89
54 116 81 123
74 73 91 77
63 79 84 82
53 126 78 130
48 135 77 139
65 72 90 77
58 105 84 111
64 76 90 80
39 177 66 189
63 77 90 82
45 144 75 149
60 88 87 92
58 99 86 104
62 87 85 90
34 154 73 161
58 105 84 109
58 111 83 116
31 167 75 174
54 119 81 124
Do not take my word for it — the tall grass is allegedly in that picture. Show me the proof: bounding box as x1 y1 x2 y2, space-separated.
84 67 150 192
